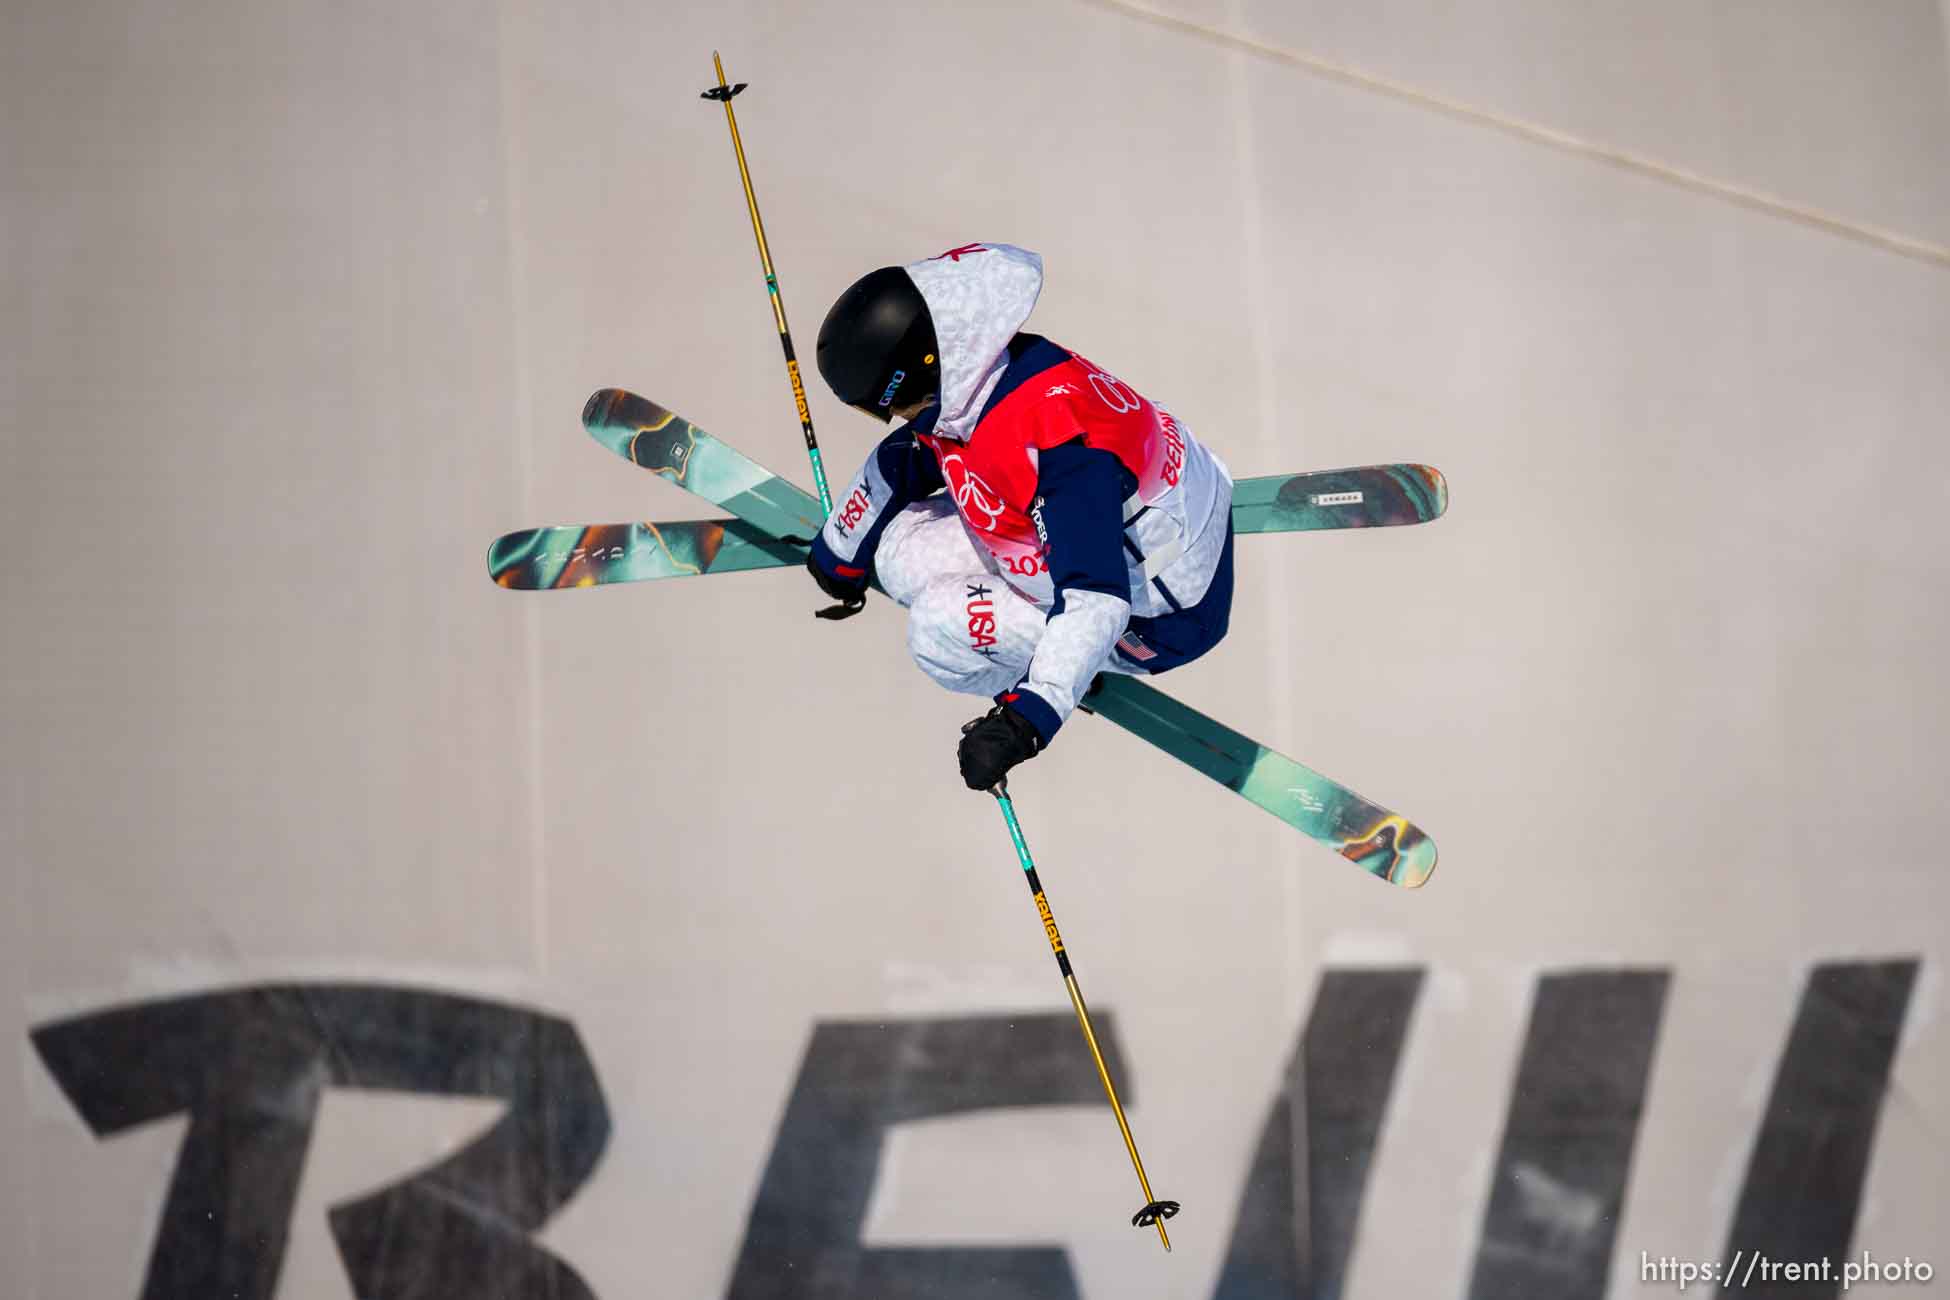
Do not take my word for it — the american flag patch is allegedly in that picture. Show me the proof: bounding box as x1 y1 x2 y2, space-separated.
1116 632 1157 662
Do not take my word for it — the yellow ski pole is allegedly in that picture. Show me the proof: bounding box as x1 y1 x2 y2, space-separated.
699 52 834 515
989 777 1179 1251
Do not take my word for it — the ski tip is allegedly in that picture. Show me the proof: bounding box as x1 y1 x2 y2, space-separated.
582 388 621 428
487 533 524 587
1393 837 1438 888
1418 464 1449 519
487 533 554 591
583 388 682 458
1340 818 1438 888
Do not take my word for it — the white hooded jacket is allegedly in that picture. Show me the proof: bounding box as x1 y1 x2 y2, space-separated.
814 243 1233 740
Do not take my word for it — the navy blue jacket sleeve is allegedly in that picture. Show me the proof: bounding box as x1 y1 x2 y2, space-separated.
1001 439 1134 745
809 422 947 581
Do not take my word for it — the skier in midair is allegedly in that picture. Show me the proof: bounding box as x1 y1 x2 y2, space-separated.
805 243 1237 791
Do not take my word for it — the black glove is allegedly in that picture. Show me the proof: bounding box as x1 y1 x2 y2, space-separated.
806 550 867 621
958 703 1044 791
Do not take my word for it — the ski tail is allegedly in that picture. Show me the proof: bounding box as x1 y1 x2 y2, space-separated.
1229 464 1447 534
1081 675 1437 887
488 519 805 590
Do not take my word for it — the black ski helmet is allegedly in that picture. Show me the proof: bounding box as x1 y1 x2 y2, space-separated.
816 267 939 423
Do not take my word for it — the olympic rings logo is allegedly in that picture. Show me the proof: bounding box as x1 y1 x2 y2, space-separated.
942 454 1007 530
1088 371 1141 413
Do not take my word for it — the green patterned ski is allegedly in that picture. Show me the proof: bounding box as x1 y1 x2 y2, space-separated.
1079 675 1436 887
497 422 1443 592
489 519 803 590
549 387 1437 883
581 388 824 542
1232 463 1447 533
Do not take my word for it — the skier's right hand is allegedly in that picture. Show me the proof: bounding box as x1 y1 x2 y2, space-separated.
807 536 868 621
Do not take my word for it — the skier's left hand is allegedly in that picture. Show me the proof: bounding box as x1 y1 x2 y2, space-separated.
958 703 1044 791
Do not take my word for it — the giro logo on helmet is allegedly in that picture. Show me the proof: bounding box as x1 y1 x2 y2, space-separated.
878 368 906 409
942 454 1007 531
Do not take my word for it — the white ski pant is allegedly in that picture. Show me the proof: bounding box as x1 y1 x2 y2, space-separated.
874 497 1142 697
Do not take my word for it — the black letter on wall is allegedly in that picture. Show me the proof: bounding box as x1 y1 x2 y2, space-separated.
728 1013 1137 1300
31 984 610 1300
1716 959 1919 1300
1466 969 1669 1300
1212 967 1425 1300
